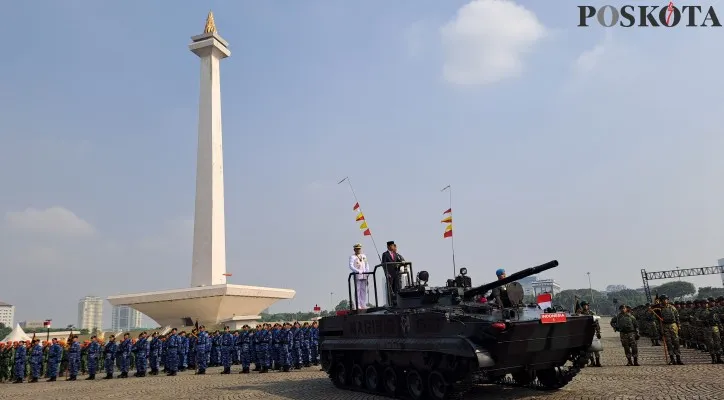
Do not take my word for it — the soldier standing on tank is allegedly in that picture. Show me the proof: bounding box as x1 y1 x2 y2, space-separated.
610 304 640 366
578 301 602 367
349 243 370 309
658 294 684 365
489 269 512 307
382 241 405 304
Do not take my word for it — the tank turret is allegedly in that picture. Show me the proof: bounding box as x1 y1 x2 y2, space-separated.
463 260 558 300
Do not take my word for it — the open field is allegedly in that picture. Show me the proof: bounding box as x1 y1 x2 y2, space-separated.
2 317 722 400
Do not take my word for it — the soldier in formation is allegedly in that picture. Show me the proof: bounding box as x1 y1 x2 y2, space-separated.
610 304 640 366
0 320 321 384
632 295 723 364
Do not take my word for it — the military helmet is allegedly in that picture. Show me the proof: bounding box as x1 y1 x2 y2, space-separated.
686 300 693 304
658 294 668 300
707 297 715 302
580 301 588 306
717 296 724 302
645 303 650 307
618 304 626 310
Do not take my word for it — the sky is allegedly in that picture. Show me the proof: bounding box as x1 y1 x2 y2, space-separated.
1 0 724 329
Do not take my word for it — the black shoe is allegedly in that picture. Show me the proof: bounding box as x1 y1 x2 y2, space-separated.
86 375 95 380
47 377 57 382
195 370 206 375
633 357 639 366
676 355 684 365
168 371 177 376
103 374 113 379
30 378 38 383
283 365 290 372
625 358 632 366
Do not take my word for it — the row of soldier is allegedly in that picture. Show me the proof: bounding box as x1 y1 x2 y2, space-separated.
0 321 320 383
613 294 723 366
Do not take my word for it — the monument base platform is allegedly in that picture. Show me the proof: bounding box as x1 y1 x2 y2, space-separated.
107 284 295 328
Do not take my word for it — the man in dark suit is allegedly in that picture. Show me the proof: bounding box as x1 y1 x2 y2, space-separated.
381 241 405 304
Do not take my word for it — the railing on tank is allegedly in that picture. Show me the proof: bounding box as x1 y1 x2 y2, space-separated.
347 261 414 311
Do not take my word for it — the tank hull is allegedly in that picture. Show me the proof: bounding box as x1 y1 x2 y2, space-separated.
319 310 595 398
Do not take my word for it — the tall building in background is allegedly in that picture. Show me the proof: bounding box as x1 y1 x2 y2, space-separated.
0 301 14 327
77 296 103 332
111 305 143 331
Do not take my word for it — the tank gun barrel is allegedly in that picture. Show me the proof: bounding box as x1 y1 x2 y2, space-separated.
463 260 559 300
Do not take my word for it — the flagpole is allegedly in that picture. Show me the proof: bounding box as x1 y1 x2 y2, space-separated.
338 177 382 261
441 185 456 278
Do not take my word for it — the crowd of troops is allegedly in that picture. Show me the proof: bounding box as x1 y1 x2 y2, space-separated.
615 294 723 366
0 321 321 383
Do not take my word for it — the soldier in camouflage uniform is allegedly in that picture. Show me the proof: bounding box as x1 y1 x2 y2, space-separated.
680 301 693 348
577 301 602 366
658 294 684 365
610 304 640 366
644 303 661 346
701 297 723 363
692 300 706 351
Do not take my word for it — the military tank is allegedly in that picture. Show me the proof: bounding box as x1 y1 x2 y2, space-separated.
318 260 599 399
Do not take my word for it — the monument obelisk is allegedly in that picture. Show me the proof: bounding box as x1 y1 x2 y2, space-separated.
107 12 295 329
189 11 230 287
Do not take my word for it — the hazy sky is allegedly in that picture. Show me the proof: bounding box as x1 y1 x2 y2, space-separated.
2 0 723 328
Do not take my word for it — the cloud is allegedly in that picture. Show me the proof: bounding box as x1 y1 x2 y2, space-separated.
572 31 613 75
4 206 96 236
440 0 547 86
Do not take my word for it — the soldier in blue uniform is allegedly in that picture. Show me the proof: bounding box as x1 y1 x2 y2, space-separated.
271 323 281 370
12 341 27 383
188 329 197 370
179 331 189 371
118 333 131 378
238 325 252 374
86 336 101 380
46 338 62 382
255 324 271 373
310 321 320 365
29 339 43 383
133 332 149 377
291 321 302 369
280 322 293 372
301 322 312 367
195 326 209 374
148 332 160 375
166 328 179 376
220 326 233 374
103 335 117 379
232 330 240 365
251 326 259 371
67 335 81 381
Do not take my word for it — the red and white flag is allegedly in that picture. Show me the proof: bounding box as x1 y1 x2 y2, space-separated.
537 293 552 310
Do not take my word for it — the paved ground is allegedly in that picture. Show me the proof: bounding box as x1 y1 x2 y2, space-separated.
1 318 722 399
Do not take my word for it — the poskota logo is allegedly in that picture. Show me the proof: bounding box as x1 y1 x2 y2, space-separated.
578 2 722 27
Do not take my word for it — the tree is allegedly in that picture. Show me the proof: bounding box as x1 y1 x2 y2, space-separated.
655 281 696 299
697 286 724 299
79 329 89 335
0 323 9 340
334 300 349 311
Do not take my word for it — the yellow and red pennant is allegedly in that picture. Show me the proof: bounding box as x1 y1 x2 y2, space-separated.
442 208 453 238
353 203 371 236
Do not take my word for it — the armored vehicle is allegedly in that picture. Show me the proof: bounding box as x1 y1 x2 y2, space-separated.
319 260 599 399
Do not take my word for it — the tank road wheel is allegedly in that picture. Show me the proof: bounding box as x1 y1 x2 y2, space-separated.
351 364 364 388
332 362 349 387
405 370 426 400
535 367 567 390
382 366 399 395
365 365 380 391
511 370 535 385
427 371 449 400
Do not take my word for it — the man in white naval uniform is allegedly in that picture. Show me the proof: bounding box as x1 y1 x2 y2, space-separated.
349 243 370 309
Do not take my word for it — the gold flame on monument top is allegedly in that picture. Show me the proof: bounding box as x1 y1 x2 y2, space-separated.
204 11 217 34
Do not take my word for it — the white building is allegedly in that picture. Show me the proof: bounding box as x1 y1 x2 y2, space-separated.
518 276 538 296
0 302 14 327
531 279 562 297
112 305 143 331
19 320 46 330
77 296 103 332
606 284 627 292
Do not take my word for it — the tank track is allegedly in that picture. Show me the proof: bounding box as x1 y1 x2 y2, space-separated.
325 350 588 399
328 373 473 400
493 350 588 391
